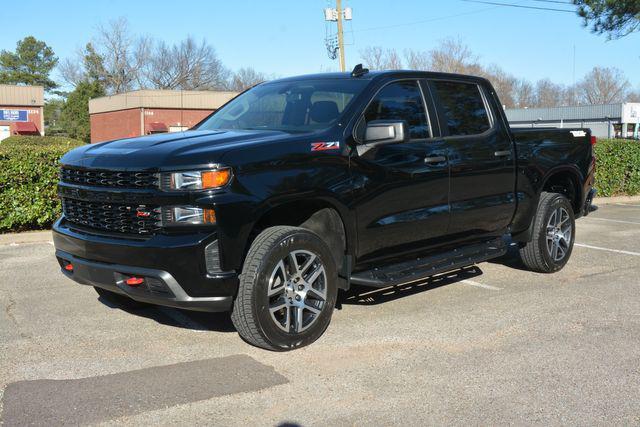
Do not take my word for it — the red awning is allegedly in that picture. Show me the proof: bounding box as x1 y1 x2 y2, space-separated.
14 121 38 134
147 122 168 133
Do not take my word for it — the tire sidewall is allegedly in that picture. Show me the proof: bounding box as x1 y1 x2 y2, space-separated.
248 229 338 350
537 194 575 272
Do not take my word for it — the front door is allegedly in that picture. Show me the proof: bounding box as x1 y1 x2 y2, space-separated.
428 79 515 239
0 126 10 142
351 80 450 261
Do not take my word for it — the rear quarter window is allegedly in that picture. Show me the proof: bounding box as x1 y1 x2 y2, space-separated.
431 81 492 136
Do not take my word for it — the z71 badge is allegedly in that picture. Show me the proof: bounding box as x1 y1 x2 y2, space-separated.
311 141 340 151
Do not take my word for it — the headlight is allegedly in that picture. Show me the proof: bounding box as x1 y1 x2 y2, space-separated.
162 168 232 191
162 206 216 226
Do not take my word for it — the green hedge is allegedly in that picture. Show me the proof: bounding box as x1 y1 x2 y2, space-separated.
0 136 84 232
594 139 640 197
0 135 638 232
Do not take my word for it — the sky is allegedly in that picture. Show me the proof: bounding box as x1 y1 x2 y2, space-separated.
1 0 639 90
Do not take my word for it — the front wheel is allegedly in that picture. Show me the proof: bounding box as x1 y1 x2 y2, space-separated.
231 226 338 351
519 192 575 273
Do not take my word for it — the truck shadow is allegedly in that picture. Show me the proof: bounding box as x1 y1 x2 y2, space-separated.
338 266 484 307
97 297 236 333
486 239 529 272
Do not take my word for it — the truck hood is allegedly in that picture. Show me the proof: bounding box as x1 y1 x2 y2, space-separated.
61 129 295 170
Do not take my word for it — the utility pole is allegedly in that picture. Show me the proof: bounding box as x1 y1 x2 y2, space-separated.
336 0 345 72
324 2 351 71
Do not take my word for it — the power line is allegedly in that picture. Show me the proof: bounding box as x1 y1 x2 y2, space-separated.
528 0 573 4
460 0 575 13
352 6 504 33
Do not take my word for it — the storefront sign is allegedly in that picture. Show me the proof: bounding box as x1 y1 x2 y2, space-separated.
0 109 28 122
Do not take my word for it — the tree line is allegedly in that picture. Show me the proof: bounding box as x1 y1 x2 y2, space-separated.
0 18 270 141
1 6 639 142
359 38 640 109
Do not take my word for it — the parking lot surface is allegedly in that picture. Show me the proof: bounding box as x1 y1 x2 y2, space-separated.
1 203 639 426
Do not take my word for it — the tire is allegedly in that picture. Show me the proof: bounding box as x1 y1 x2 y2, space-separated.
231 226 338 351
519 191 575 273
93 286 151 310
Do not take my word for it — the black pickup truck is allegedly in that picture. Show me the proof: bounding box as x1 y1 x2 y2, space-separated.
53 66 595 350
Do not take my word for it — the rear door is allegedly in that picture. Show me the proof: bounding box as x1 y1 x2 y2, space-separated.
427 79 515 239
351 79 450 260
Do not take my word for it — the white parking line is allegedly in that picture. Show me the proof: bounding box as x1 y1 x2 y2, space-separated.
575 243 640 257
583 217 640 226
461 279 502 291
614 203 640 208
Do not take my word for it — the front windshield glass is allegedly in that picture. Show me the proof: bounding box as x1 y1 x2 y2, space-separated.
197 79 369 133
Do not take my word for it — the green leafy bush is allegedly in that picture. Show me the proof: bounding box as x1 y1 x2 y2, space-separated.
0 136 84 232
594 139 640 197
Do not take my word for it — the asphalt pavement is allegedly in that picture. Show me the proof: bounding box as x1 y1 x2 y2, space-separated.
1 202 639 426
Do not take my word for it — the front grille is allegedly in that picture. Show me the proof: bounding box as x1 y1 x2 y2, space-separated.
62 198 160 235
60 167 158 189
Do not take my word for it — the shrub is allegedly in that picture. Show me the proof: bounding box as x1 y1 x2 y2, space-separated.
0 136 84 232
594 139 640 197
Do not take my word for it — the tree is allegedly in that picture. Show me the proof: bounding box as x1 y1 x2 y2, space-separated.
0 36 58 90
59 43 109 90
535 79 565 107
60 81 105 142
44 98 66 135
513 79 536 108
359 46 404 70
403 49 430 70
628 90 640 102
59 18 150 94
143 37 228 90
426 38 481 75
573 0 640 38
230 68 267 91
577 66 630 104
481 65 518 108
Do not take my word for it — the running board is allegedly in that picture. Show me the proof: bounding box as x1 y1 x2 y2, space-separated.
350 238 506 288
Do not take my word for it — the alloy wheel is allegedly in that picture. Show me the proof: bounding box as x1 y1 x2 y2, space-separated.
546 207 572 262
267 250 327 333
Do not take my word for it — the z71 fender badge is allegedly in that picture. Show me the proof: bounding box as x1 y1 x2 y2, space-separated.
311 141 340 151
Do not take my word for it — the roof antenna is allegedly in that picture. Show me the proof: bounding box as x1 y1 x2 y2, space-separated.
351 63 369 77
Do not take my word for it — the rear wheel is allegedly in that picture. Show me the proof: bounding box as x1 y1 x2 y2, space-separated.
519 192 575 273
231 226 338 351
93 286 150 310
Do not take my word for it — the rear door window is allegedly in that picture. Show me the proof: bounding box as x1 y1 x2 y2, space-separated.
364 80 430 140
431 81 492 136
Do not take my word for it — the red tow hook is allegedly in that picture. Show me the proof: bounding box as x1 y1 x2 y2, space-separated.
64 263 74 272
125 276 145 287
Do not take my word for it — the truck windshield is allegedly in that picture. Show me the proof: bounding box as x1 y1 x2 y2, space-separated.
197 79 369 133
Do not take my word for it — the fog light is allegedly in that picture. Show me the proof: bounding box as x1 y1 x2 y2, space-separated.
64 263 74 272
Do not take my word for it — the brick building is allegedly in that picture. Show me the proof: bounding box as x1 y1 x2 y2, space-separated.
89 89 238 143
0 84 44 141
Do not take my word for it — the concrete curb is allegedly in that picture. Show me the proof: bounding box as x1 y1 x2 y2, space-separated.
0 230 52 246
593 195 640 205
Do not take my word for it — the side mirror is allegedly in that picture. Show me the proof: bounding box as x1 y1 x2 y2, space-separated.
357 120 409 155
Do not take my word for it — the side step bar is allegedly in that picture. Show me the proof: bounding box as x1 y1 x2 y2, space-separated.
350 238 506 288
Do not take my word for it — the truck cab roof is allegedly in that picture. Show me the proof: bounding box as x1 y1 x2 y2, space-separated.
268 69 491 86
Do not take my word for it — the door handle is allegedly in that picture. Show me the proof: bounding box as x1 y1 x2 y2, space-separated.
424 155 447 164
494 150 511 157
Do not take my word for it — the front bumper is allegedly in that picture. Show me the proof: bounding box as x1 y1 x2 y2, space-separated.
53 218 238 312
56 249 233 312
